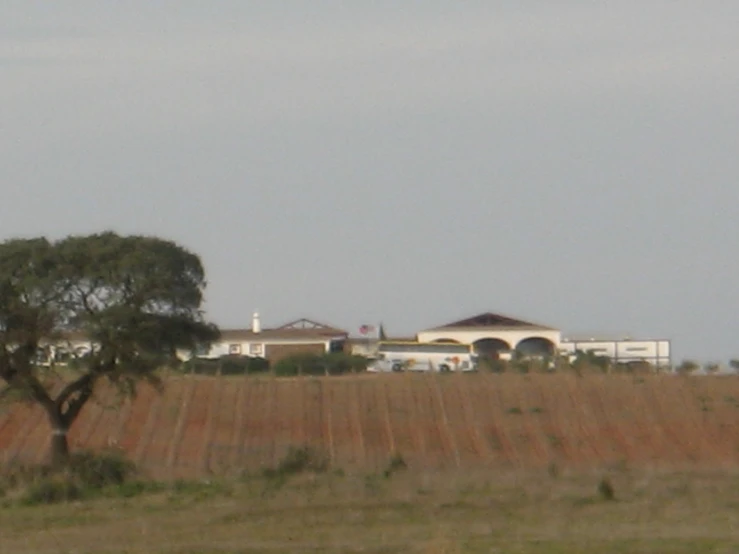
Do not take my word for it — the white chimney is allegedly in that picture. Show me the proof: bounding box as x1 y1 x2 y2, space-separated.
252 312 261 333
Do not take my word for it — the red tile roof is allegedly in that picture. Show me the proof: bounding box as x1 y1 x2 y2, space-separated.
427 312 556 331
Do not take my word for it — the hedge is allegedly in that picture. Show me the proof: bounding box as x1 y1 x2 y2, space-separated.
180 355 269 375
179 353 368 376
272 353 368 377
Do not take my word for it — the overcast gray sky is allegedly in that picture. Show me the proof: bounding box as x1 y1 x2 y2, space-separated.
2 2 738 362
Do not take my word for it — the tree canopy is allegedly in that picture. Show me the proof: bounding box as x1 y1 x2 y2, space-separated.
0 232 219 463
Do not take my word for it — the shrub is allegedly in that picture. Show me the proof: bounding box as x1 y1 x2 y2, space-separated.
167 479 232 501
598 476 615 501
704 362 721 374
0 463 53 489
677 360 700 375
512 360 532 374
3 449 139 505
22 479 82 506
621 361 654 374
244 356 270 374
180 357 220 375
114 479 165 498
272 353 367 377
272 354 321 376
383 453 408 478
263 445 329 479
219 355 269 375
181 355 270 375
66 449 136 488
324 353 368 374
478 358 507 373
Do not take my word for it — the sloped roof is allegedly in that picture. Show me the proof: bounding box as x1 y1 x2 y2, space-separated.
425 312 556 331
276 318 341 331
220 318 348 341
218 328 346 341
54 318 349 344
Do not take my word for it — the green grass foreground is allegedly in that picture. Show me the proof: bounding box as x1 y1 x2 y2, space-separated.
2 457 739 553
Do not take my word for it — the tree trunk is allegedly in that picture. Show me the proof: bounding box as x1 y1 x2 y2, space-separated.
45 406 71 466
50 426 70 466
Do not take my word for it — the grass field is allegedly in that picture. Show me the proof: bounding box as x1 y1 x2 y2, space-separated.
2 465 739 553
2 372 739 552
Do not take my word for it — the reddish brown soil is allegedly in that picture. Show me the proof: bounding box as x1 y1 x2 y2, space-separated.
2 373 739 478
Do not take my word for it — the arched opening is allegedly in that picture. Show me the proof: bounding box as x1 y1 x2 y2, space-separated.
515 337 555 357
431 338 461 344
74 346 90 358
472 338 511 360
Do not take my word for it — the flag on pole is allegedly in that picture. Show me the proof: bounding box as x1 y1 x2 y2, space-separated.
359 324 376 335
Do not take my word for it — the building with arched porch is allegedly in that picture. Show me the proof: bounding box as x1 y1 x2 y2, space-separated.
416 312 561 359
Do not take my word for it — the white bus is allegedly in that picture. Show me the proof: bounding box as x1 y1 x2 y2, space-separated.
368 341 478 373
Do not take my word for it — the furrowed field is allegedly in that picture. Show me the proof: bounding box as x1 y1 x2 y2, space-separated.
3 372 739 475
3 372 739 553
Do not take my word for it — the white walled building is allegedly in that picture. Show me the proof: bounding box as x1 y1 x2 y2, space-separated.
413 311 671 368
559 337 671 368
416 312 562 358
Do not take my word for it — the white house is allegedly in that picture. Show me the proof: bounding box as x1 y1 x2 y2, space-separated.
32 314 348 366
188 313 349 363
33 332 98 365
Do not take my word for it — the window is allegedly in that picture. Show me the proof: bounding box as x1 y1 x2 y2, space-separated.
625 347 648 352
379 342 470 354
35 348 49 364
228 344 242 355
249 343 263 356
329 340 345 353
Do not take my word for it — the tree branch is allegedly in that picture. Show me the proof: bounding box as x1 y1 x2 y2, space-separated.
54 354 112 427
12 373 56 414
54 372 96 411
61 384 95 427
75 281 100 318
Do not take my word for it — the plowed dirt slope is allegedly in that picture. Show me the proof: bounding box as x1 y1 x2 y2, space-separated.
2 373 738 478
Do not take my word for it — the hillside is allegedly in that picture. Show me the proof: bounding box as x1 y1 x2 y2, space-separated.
2 373 738 478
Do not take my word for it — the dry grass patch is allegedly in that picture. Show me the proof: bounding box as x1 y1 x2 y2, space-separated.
1 465 739 553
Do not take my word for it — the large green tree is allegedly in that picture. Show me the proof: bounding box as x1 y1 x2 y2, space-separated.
0 232 219 464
